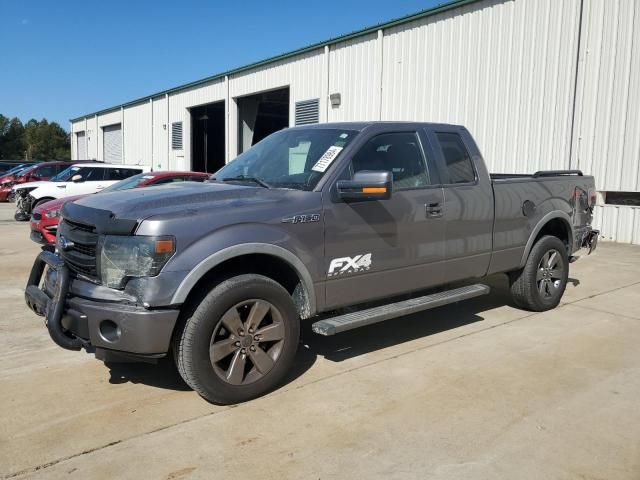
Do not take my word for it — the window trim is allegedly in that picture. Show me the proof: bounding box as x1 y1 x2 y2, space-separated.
430 130 479 187
346 130 438 192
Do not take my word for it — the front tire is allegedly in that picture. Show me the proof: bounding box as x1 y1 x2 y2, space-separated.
509 235 569 311
173 274 300 404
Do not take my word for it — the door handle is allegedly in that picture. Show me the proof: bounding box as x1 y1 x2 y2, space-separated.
425 202 443 218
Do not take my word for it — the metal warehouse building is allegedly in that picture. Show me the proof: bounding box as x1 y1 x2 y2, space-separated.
70 0 640 244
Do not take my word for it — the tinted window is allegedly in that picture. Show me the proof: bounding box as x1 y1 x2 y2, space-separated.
152 176 186 185
435 132 475 184
75 167 105 181
351 132 431 189
34 165 58 178
105 168 142 181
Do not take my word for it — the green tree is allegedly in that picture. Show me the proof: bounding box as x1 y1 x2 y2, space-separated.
0 115 26 160
0 115 71 160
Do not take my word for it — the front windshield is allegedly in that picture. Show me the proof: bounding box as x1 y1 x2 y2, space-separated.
100 173 149 193
4 165 25 175
18 165 36 177
53 165 82 182
214 128 358 190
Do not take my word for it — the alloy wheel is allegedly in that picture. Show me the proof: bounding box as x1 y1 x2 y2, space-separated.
536 249 564 299
209 299 285 386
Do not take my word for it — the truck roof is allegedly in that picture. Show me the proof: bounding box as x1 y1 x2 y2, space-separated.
289 121 466 131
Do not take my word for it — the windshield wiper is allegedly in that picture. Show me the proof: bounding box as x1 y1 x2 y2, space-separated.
221 175 271 188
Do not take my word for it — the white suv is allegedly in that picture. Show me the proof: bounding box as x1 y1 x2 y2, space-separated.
14 163 147 218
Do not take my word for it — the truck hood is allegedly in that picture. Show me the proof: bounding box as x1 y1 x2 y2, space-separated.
74 181 277 221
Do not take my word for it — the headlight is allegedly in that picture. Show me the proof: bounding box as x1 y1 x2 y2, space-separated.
100 235 175 288
45 209 61 218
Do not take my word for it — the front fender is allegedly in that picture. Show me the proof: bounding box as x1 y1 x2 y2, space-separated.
169 242 317 316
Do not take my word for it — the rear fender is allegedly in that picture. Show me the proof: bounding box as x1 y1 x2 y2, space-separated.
519 211 574 267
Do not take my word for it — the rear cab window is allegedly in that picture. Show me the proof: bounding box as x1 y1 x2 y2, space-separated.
433 132 476 184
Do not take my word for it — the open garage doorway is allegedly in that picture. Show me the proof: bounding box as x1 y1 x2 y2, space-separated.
237 87 289 153
191 101 225 173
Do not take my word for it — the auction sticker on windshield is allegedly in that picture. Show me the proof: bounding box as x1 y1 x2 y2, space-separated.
312 146 343 173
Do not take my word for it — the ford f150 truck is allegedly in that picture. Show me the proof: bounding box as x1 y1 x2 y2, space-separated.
25 122 598 404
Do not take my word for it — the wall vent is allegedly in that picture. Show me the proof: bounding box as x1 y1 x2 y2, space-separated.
171 122 183 150
295 99 320 125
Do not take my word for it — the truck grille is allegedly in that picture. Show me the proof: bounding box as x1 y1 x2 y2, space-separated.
58 219 99 279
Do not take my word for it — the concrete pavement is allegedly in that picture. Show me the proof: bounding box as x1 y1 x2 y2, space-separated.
1 203 639 479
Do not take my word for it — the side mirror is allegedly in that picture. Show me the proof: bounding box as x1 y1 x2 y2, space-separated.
71 174 83 183
337 170 393 201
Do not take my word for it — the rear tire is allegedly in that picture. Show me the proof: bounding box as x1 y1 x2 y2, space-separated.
173 274 300 404
509 235 569 311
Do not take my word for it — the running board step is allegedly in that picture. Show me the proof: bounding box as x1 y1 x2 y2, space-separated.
312 284 490 336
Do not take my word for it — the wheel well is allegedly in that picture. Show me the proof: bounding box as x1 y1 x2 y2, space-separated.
182 253 311 319
34 197 55 206
534 218 571 251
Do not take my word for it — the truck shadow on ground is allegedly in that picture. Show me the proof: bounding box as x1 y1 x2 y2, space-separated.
300 274 513 364
103 274 523 392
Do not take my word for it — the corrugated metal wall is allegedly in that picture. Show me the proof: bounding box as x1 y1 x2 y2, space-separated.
328 33 380 122
381 0 581 175
69 0 640 243
123 103 151 167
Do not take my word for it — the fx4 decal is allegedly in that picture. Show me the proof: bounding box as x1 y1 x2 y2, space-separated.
328 253 372 277
282 213 320 224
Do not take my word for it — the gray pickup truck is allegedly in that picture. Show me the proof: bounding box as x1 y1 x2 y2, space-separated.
25 122 598 404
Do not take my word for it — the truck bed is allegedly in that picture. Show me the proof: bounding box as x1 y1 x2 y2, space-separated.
490 170 585 182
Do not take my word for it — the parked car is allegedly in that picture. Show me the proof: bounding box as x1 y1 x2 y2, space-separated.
0 161 78 202
0 162 30 174
30 171 210 245
14 163 147 220
0 164 32 198
25 122 598 404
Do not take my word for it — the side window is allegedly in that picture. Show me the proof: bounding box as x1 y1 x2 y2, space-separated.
106 168 141 181
35 165 58 177
434 132 476 184
76 167 105 181
351 132 432 190
152 176 185 185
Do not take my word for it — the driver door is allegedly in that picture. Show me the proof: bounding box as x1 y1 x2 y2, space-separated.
322 128 446 310
65 167 106 195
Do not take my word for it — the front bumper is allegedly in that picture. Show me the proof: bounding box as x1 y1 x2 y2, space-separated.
25 250 180 358
0 186 11 202
30 216 57 245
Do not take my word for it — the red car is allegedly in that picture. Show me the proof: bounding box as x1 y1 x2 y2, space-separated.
30 170 210 245
0 161 79 202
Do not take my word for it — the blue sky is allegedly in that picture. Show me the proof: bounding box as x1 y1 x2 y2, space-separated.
0 0 443 130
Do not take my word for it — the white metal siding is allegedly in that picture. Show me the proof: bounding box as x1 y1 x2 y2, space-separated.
103 124 122 163
85 116 98 159
152 96 168 170
381 0 582 175
76 131 87 159
123 103 151 167
328 33 380 121
572 0 640 192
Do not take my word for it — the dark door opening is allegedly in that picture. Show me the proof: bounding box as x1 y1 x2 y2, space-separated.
237 87 289 153
191 101 225 173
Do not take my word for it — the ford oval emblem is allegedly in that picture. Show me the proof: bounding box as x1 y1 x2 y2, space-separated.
58 235 74 251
